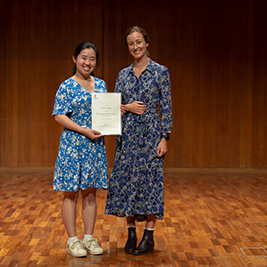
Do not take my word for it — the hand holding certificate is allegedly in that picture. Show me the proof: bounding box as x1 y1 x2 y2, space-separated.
92 93 121 135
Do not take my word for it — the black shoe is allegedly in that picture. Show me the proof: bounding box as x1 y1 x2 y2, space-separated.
124 227 137 254
133 229 154 256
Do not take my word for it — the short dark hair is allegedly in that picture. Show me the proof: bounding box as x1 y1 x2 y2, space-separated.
72 42 100 75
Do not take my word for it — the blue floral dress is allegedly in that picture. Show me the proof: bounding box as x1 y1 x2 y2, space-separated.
53 77 108 192
105 59 172 220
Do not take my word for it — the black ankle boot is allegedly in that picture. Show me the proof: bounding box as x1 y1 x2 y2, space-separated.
124 227 137 254
133 229 154 256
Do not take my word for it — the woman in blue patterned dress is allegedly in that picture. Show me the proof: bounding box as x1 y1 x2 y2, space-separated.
105 26 172 255
53 42 108 258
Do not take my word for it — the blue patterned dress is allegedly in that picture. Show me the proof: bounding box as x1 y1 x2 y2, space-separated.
53 77 108 192
105 59 172 220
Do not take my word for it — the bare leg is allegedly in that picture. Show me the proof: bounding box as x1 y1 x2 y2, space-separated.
62 191 79 237
146 215 156 229
126 216 136 227
81 187 97 235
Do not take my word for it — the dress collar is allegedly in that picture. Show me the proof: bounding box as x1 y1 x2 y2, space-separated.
129 58 154 76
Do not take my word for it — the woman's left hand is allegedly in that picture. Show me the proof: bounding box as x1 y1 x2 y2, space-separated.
157 138 168 157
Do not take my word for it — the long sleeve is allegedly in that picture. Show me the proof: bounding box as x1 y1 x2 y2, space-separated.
159 67 172 133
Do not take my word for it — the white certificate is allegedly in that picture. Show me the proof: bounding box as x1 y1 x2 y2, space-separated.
92 93 121 135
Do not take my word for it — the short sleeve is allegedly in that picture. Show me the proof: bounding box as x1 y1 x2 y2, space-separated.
52 83 73 116
103 80 108 93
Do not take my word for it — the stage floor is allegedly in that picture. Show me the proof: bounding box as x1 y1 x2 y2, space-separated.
0 170 267 266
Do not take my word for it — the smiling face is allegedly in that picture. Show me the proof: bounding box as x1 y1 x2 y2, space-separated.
126 31 149 61
72 48 96 78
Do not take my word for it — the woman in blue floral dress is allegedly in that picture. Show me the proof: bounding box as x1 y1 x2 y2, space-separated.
105 26 172 255
53 42 108 258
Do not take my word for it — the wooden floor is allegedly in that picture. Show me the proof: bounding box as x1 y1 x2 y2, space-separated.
1 170 267 267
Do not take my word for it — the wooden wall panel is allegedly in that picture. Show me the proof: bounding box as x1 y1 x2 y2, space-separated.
0 0 267 169
0 0 104 168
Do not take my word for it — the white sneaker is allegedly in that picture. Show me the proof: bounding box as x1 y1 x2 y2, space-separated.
67 239 87 257
83 238 103 255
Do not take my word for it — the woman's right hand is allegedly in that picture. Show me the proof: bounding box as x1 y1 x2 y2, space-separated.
121 105 127 116
124 101 147 115
83 128 103 140
54 114 103 140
